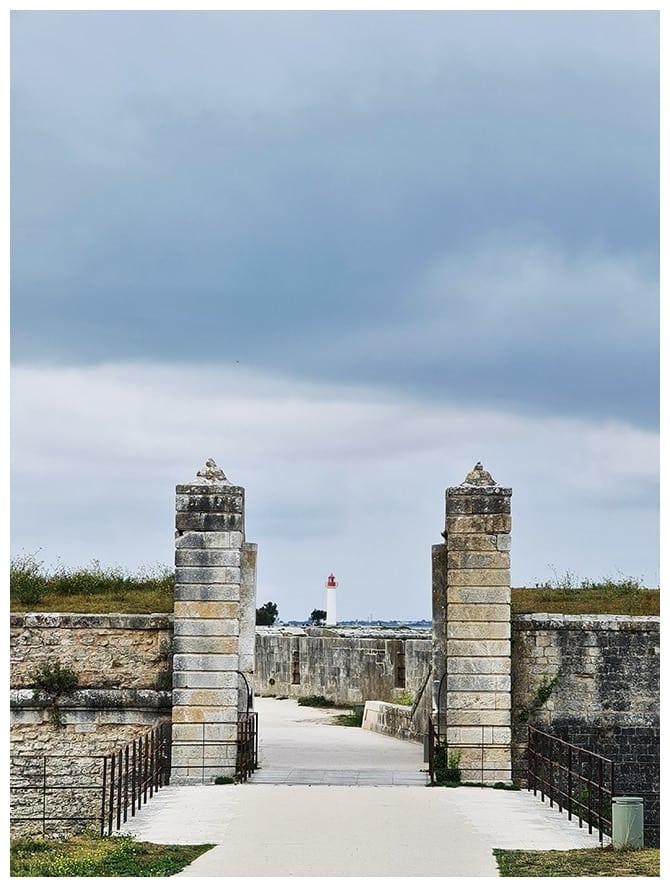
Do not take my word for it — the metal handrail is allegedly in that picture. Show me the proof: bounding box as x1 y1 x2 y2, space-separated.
10 720 172 838
527 725 614 843
101 719 171 835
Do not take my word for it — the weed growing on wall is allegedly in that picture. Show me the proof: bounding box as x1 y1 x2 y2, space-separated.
517 672 561 723
30 660 80 727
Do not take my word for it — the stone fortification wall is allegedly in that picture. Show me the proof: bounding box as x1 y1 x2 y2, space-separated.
10 610 659 839
10 614 171 781
10 612 172 691
254 628 432 706
511 614 659 731
511 614 660 844
362 701 422 743
10 614 172 838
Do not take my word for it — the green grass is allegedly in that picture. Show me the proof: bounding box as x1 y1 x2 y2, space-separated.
11 555 659 618
512 570 659 617
10 553 174 613
331 706 364 727
10 833 214 877
493 846 660 877
391 690 415 706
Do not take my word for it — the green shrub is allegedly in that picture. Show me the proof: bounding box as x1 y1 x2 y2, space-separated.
392 690 414 706
297 695 335 707
214 775 235 785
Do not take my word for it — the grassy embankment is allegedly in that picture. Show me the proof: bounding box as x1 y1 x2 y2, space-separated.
10 554 660 616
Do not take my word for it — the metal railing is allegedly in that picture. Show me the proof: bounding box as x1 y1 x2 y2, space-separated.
10 720 171 838
169 712 259 785
237 711 258 782
11 753 107 836
527 725 615 843
101 720 172 836
12 709 259 838
427 718 515 786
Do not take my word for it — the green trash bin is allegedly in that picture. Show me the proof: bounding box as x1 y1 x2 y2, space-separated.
612 797 644 849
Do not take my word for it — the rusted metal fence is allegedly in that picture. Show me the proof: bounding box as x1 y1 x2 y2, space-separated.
101 719 172 836
11 712 260 839
527 725 615 843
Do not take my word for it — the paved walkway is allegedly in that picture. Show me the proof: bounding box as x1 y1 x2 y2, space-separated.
249 695 427 785
120 697 605 877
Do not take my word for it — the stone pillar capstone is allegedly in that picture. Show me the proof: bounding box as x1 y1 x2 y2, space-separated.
432 462 512 784
171 459 255 784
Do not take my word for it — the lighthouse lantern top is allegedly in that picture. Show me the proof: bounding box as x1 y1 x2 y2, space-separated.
326 573 338 588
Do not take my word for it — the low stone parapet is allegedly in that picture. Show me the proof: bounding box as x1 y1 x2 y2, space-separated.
362 700 422 744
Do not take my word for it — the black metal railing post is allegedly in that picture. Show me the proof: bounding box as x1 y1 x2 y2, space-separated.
108 753 115 837
100 756 108 837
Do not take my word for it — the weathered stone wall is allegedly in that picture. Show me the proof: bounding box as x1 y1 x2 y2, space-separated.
254 629 432 701
511 614 660 844
362 701 421 743
10 613 172 838
10 613 172 690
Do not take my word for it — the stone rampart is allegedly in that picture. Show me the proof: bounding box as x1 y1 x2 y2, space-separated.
511 613 660 844
254 628 432 707
10 613 172 691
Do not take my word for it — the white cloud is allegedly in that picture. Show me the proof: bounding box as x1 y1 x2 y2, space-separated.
338 240 657 359
11 362 659 620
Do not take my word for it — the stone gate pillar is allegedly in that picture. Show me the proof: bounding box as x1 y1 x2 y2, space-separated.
432 462 512 783
171 459 255 783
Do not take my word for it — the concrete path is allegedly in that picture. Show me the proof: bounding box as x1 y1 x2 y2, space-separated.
120 697 605 877
249 695 427 785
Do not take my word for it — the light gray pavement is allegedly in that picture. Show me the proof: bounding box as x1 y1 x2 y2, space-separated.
120 697 605 877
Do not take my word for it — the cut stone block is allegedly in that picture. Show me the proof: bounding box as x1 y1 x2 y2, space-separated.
446 604 510 622
447 587 510 605
446 621 511 640
447 568 511 587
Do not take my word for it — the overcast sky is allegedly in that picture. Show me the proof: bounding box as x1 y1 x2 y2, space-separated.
10 8 660 621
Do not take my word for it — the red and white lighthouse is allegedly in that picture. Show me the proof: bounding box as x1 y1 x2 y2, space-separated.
325 573 338 626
